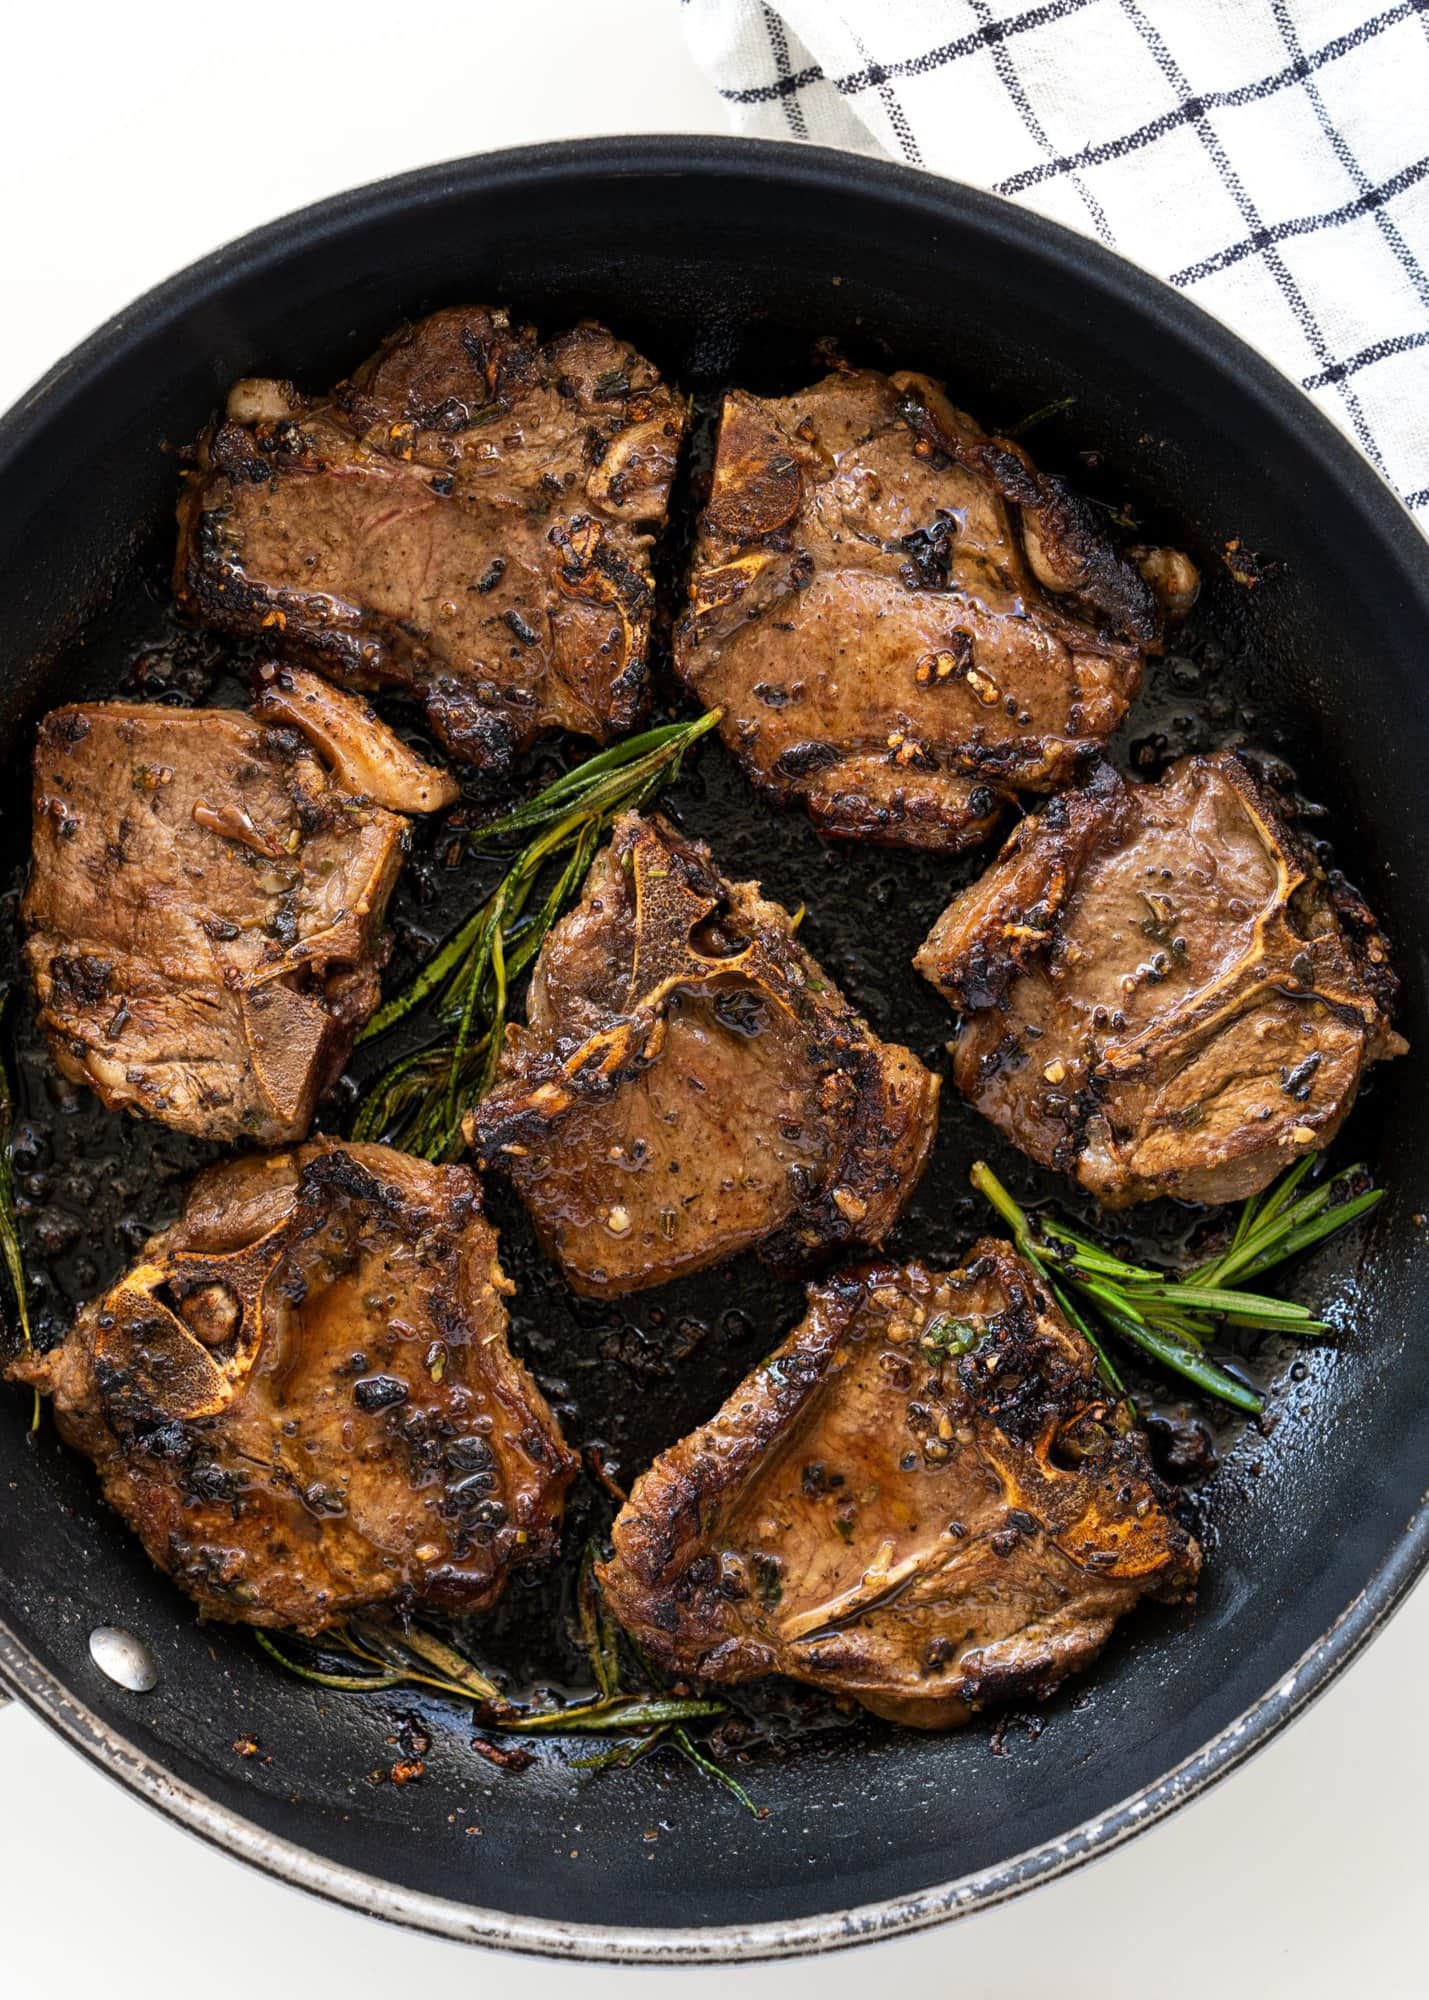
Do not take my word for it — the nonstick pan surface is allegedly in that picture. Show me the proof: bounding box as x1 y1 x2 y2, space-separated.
0 138 1427 1963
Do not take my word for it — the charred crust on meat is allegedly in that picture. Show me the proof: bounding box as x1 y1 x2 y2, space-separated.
915 752 1406 1206
24 687 451 1145
174 307 686 765
8 1142 575 1633
598 1244 1198 1728
903 407 1160 651
772 741 842 780
470 811 940 1297
675 365 1190 852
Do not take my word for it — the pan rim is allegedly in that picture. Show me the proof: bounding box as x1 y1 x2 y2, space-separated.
4 1503 1426 1962
2 132 1427 1961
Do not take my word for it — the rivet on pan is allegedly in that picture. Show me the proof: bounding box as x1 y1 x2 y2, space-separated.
88 1626 160 1693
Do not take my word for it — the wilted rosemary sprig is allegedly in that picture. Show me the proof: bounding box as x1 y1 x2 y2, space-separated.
253 1616 722 1736
253 1549 762 1812
350 710 722 1162
970 1156 1383 1415
569 1550 766 1813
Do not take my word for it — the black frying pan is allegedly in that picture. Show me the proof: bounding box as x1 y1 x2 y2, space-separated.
1 138 1426 1963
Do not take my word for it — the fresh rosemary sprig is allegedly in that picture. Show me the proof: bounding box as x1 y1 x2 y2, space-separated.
970 1157 1383 1415
350 710 722 1162
0 993 38 1431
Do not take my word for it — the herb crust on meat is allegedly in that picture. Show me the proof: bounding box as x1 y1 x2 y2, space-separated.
176 307 686 771
471 811 940 1296
24 670 454 1146
916 753 1405 1205
9 1143 575 1633
675 366 1195 850
599 1241 1198 1727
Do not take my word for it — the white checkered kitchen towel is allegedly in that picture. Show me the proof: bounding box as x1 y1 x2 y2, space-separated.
681 0 1429 524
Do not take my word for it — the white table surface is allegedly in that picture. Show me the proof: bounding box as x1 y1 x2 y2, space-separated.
2 4 1424 1993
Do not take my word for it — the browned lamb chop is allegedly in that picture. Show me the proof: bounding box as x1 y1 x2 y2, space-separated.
915 754 1405 1206
470 811 940 1297
8 1143 575 1632
24 668 455 1145
599 1242 1198 1727
175 307 686 770
675 367 1196 850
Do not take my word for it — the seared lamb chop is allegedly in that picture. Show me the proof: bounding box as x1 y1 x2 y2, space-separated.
599 1242 1197 1727
916 754 1405 1206
675 368 1195 850
9 1143 575 1632
175 307 686 770
470 811 939 1296
25 668 456 1145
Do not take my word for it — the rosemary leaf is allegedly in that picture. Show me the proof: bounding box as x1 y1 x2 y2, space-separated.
1005 395 1077 438
670 1726 768 1819
1232 1186 1384 1284
967 1160 1124 1395
504 1695 725 1735
349 709 721 1161
577 1545 622 1700
571 1729 669 1773
256 1619 724 1742
360 905 489 1043
1212 1308 1328 1336
1257 1153 1318 1225
1142 1284 1317 1322
253 1629 405 1691
477 715 719 837
1188 1164 1371 1290
1088 1290 1262 1414
349 1620 505 1705
969 1156 1383 1417
1040 1226 1160 1282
